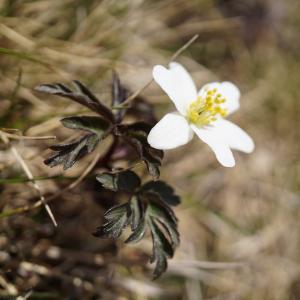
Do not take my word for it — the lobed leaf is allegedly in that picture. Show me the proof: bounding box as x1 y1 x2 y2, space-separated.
61 116 110 135
93 203 131 239
97 179 180 278
44 133 100 170
130 196 144 230
124 196 147 243
96 170 141 193
44 115 110 170
140 181 180 206
148 202 179 251
114 123 164 179
35 81 114 122
104 203 129 220
148 219 174 279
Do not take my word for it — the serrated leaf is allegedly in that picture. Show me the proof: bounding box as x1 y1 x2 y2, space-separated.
61 116 110 135
63 135 89 169
44 149 70 168
86 134 101 152
140 181 180 206
93 177 179 279
93 203 131 239
49 140 82 151
125 217 146 244
96 170 141 192
148 202 179 250
115 122 152 136
45 115 109 170
35 81 114 122
103 215 129 239
148 219 174 279
130 196 144 230
44 133 101 170
114 123 164 179
104 203 128 220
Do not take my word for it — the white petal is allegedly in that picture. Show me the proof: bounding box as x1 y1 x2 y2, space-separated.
199 81 240 115
153 62 197 116
191 124 235 167
210 119 254 153
148 112 194 150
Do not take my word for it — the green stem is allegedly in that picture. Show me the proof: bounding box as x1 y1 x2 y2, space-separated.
0 175 74 184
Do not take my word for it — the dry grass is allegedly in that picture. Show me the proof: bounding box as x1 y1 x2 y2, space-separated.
1 0 300 299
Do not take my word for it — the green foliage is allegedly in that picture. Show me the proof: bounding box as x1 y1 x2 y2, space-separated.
35 81 114 122
94 170 180 279
140 180 180 206
39 74 181 279
114 123 164 179
44 116 110 170
37 75 162 178
96 170 141 192
61 116 110 134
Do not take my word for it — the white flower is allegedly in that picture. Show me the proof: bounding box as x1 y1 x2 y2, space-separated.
147 62 254 167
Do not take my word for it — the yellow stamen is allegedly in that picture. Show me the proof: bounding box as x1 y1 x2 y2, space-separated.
187 88 228 126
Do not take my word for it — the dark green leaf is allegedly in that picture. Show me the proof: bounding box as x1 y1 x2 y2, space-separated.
114 123 164 179
130 196 144 230
63 135 89 169
96 170 141 192
115 122 153 136
93 203 131 239
61 116 110 135
45 115 109 170
148 219 174 279
104 203 128 220
45 133 101 170
140 181 180 206
35 81 114 122
94 178 179 279
103 214 129 239
125 211 146 244
148 202 179 250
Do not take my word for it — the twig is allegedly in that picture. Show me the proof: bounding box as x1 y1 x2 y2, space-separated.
0 275 18 295
0 175 74 184
0 131 58 226
120 80 154 107
16 290 33 300
0 130 56 141
169 34 199 62
0 149 103 219
119 34 199 107
171 260 246 270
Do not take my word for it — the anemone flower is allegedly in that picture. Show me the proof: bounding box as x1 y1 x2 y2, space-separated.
147 62 254 167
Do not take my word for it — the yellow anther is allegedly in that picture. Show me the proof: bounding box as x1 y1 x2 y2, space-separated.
187 90 228 126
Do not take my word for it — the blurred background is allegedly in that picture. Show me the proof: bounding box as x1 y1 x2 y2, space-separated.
1 0 300 299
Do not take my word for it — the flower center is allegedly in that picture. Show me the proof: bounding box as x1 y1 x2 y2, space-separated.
187 87 227 126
